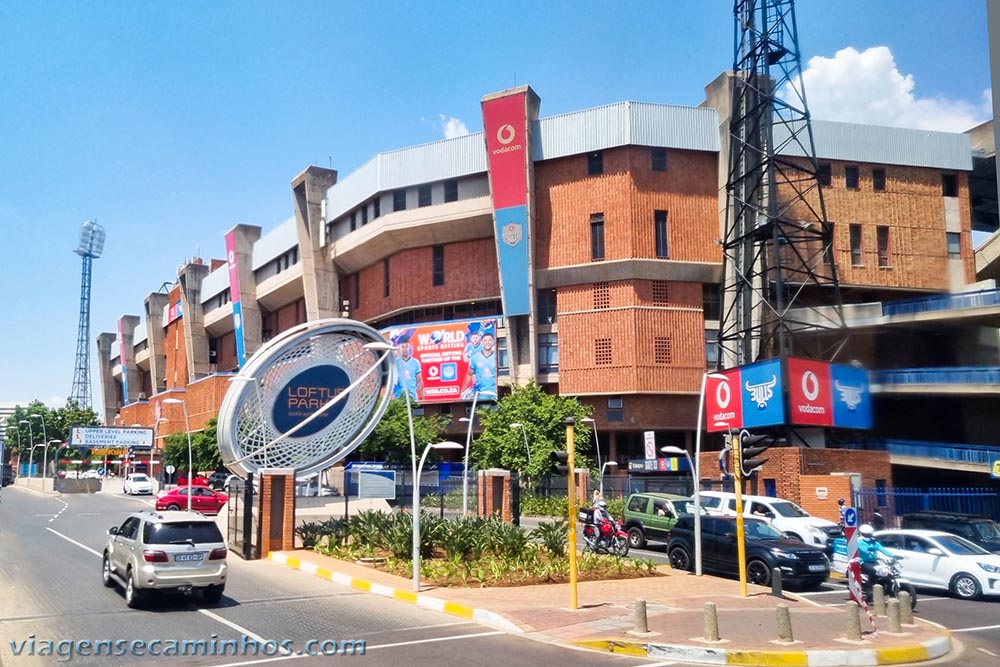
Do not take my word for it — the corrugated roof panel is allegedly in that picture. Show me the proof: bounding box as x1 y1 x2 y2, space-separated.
325 157 379 222
777 120 973 171
533 102 632 160
133 321 147 346
628 103 720 152
378 132 486 190
200 265 229 303
251 217 297 271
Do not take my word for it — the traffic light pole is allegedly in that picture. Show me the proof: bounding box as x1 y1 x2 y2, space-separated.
566 417 578 611
733 431 749 598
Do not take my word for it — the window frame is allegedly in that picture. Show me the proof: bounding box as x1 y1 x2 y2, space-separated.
845 165 860 189
654 210 669 258
849 224 863 266
651 147 667 172
393 190 407 212
876 225 891 268
587 151 604 176
946 232 961 259
432 245 445 286
418 184 432 207
444 179 458 203
590 213 605 261
872 168 886 192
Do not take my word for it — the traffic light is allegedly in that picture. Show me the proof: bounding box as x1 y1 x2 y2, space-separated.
740 432 771 477
550 450 569 476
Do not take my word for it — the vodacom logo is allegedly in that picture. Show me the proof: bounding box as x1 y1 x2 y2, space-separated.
802 371 820 401
497 124 516 145
716 380 731 408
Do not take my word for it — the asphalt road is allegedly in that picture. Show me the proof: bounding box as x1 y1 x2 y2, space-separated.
0 486 671 667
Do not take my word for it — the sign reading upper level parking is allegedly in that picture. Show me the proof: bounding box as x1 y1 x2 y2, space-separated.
70 426 154 449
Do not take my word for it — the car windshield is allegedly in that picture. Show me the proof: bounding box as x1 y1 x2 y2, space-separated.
770 501 809 518
144 521 224 545
131 474 148 481
744 520 785 540
673 500 695 515
935 534 990 556
974 521 1000 541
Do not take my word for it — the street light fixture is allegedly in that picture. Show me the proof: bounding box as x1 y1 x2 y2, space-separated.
19 420 33 477
507 423 532 467
31 415 49 487
162 398 193 511
600 461 618 494
580 417 604 495
459 390 479 517
413 441 463 592
693 372 727 576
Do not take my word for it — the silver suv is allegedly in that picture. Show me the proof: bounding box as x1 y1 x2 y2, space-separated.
102 510 228 608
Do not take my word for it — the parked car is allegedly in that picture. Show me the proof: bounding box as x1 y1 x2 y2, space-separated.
123 473 153 495
699 491 839 547
82 469 102 479
295 481 338 497
155 486 228 514
875 528 1000 600
102 509 227 608
176 474 210 487
900 511 1000 553
206 471 231 490
622 492 694 549
667 515 830 589
1 464 14 487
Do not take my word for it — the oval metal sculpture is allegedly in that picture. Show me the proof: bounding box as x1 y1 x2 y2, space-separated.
217 318 396 478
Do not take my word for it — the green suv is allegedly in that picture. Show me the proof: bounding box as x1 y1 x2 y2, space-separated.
623 492 694 549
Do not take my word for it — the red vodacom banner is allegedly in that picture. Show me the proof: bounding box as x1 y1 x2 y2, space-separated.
705 370 742 433
482 92 528 210
788 357 834 426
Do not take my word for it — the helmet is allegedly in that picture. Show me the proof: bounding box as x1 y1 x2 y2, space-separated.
837 497 846 505
595 499 608 508
859 523 874 537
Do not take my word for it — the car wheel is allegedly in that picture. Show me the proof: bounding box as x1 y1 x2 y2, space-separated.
950 572 982 600
747 559 772 586
102 554 115 588
124 569 144 609
203 584 225 604
627 527 646 549
668 545 691 572
166 503 180 511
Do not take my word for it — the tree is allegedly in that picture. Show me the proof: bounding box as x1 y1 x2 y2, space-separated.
357 398 452 464
472 381 593 479
2 400 100 468
163 418 223 473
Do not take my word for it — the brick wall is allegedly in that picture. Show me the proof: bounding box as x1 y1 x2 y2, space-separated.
797 476 853 524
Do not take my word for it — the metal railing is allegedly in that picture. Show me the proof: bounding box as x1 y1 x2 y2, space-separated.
861 439 1000 466
881 288 1000 316
854 487 1000 524
872 367 1000 386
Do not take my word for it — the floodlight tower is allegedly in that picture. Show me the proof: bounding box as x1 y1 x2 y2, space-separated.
70 220 106 409
718 0 847 367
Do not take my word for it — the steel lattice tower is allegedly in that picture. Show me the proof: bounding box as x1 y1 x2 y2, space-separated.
70 221 106 409
718 0 847 368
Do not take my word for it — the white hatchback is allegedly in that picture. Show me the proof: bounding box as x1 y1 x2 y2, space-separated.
875 529 1000 600
123 473 153 495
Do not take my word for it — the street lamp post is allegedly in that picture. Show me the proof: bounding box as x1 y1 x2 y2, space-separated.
413 441 463 592
600 461 618 495
460 390 479 517
19 420 33 477
660 446 695 493
31 415 49 485
507 423 532 467
693 371 727 576
50 440 64 479
154 417 168 491
29 444 44 487
580 417 604 496
162 398 193 511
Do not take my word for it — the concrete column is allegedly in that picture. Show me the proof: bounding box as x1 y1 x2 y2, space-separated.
143 293 170 394
178 260 212 382
117 315 142 404
292 166 339 321
228 224 263 363
96 332 119 424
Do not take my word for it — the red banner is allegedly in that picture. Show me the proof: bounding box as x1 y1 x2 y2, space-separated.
705 370 742 432
788 358 834 426
482 93 527 210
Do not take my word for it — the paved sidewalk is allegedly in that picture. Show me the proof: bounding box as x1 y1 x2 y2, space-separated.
271 549 952 666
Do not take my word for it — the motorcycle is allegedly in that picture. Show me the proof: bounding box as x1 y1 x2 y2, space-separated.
831 537 917 610
579 508 630 557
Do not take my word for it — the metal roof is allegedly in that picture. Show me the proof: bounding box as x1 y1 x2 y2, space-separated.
250 217 297 271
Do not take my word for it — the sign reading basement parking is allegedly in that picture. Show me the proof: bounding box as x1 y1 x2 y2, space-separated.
70 426 155 450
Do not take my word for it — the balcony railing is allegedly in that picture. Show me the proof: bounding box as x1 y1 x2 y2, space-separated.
881 288 1000 316
858 439 1000 466
871 367 1000 386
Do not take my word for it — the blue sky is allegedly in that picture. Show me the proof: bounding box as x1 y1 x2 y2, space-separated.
0 1 991 409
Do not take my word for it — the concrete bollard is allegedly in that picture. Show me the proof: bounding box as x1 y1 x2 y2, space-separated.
771 568 783 597
872 584 886 616
899 591 914 625
634 599 649 634
776 604 793 642
887 598 902 633
845 602 862 641
704 601 720 642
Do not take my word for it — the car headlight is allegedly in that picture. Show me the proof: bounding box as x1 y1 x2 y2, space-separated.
773 549 799 559
808 525 825 537
977 562 1000 573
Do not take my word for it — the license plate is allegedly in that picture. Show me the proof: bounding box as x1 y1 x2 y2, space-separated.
175 553 204 562
808 564 827 572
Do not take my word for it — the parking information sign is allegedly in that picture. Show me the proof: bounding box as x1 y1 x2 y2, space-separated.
843 507 861 603
644 431 656 460
70 426 154 450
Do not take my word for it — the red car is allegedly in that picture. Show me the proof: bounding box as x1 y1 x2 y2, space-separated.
176 474 210 487
155 486 229 514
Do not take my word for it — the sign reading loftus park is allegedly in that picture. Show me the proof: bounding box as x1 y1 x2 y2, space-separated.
70 426 154 449
705 357 871 432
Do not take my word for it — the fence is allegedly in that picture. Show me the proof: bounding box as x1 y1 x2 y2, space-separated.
853 487 1000 526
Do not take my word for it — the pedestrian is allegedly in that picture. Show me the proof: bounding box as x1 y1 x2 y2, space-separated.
837 497 848 531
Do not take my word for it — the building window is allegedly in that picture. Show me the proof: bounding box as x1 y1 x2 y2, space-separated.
654 210 669 258
823 222 836 265
497 336 509 376
538 333 559 373
942 173 958 197
432 245 445 286
817 163 831 186
373 197 381 219
654 337 672 364
845 165 860 189
393 190 406 212
652 147 667 172
383 258 390 297
418 184 432 207
595 338 612 365
444 180 458 203
594 282 610 309
705 330 720 370
536 288 557 324
353 275 360 309
587 151 604 175
652 281 669 305
946 232 961 258
361 206 368 225
590 213 605 260
703 285 721 320
849 224 863 266
877 226 891 268
872 168 886 192
350 211 357 232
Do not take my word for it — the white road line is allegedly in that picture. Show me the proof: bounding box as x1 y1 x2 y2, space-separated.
45 527 102 557
638 662 678 666
977 647 999 656
952 623 1000 633
197 608 291 655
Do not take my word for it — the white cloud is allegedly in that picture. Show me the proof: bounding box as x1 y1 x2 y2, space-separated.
439 114 469 139
799 46 990 133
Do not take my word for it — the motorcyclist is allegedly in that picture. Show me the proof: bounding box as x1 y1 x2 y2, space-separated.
593 498 614 549
857 523 895 584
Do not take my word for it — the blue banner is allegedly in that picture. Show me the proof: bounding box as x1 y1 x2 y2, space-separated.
830 364 872 429
494 205 530 316
740 359 785 428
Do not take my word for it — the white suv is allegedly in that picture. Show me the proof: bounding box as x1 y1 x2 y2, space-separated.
102 510 228 608
699 491 839 547
123 473 153 495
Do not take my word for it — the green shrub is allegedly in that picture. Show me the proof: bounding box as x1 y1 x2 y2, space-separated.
295 521 324 549
530 518 568 557
519 493 567 517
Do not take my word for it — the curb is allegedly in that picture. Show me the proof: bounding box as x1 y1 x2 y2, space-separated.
268 552 523 634
572 634 952 666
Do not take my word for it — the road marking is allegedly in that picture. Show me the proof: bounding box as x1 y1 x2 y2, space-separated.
977 647 999 656
197 608 291 655
45 527 102 557
952 624 1000 633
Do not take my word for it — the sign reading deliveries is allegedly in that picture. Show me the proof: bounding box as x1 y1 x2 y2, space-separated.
70 426 155 450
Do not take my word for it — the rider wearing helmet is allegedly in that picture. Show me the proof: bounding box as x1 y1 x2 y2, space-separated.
593 498 613 549
857 523 894 581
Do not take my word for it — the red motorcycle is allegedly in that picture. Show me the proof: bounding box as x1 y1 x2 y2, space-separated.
579 508 630 556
